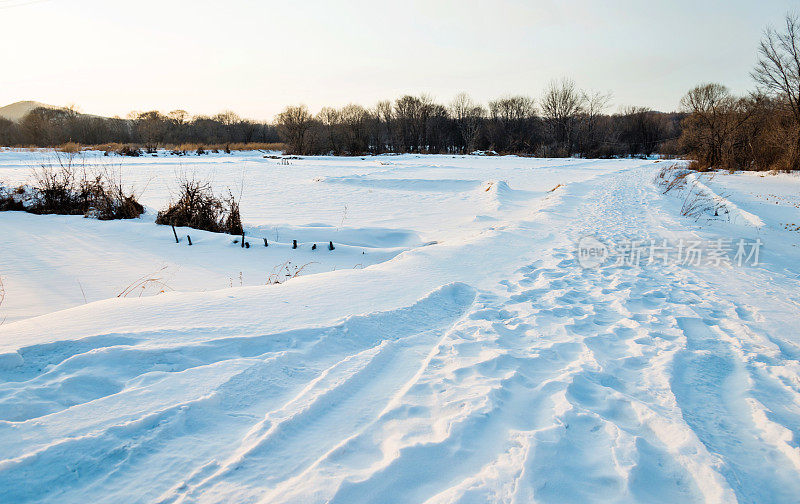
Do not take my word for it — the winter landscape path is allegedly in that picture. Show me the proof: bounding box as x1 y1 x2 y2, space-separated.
1 154 799 503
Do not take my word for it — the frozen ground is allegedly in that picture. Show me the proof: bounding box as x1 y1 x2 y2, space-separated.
0 151 799 503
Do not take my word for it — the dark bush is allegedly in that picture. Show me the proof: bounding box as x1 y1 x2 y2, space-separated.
223 190 243 235
2 153 144 219
83 172 145 220
155 177 242 234
31 159 82 214
0 187 27 211
116 145 142 157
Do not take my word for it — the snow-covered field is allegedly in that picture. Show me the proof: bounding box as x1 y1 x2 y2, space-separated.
1 150 799 503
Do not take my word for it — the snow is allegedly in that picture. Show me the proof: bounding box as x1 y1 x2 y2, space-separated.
1 151 799 503
695 170 800 231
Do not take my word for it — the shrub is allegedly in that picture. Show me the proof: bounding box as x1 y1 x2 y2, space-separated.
653 164 691 194
84 170 145 220
0 185 27 211
223 190 243 235
2 153 143 219
155 176 242 234
30 152 84 214
679 184 729 220
116 145 142 157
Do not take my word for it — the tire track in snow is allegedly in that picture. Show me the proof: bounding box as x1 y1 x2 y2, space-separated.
256 166 800 503
0 283 476 504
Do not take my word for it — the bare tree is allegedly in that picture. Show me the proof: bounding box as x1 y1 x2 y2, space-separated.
394 95 422 152
416 93 437 152
680 83 752 169
752 13 800 168
373 100 394 152
168 109 189 125
0 117 20 146
541 78 585 153
577 90 612 155
317 106 342 154
488 95 535 152
449 92 485 152
617 106 668 157
135 111 168 152
19 107 55 146
339 104 371 154
213 110 240 144
275 105 313 154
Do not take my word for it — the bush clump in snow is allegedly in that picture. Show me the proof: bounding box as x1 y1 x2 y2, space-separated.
0 185 28 212
80 174 145 220
116 145 142 157
32 163 143 219
155 176 243 235
1 153 143 220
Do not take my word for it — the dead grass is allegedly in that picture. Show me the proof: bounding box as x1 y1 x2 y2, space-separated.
680 188 715 218
117 266 173 298
57 142 82 153
655 163 730 221
92 142 126 152
266 261 317 285
226 142 285 151
47 142 286 153
654 164 691 194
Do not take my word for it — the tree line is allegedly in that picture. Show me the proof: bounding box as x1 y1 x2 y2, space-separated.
0 108 280 151
0 87 682 158
274 84 684 158
275 12 798 170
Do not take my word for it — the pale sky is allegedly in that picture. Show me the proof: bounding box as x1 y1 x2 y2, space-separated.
0 0 795 120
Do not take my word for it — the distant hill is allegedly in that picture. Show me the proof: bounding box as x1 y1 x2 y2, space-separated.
0 101 61 122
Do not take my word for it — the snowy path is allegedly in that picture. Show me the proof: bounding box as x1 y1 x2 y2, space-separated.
1 158 799 503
